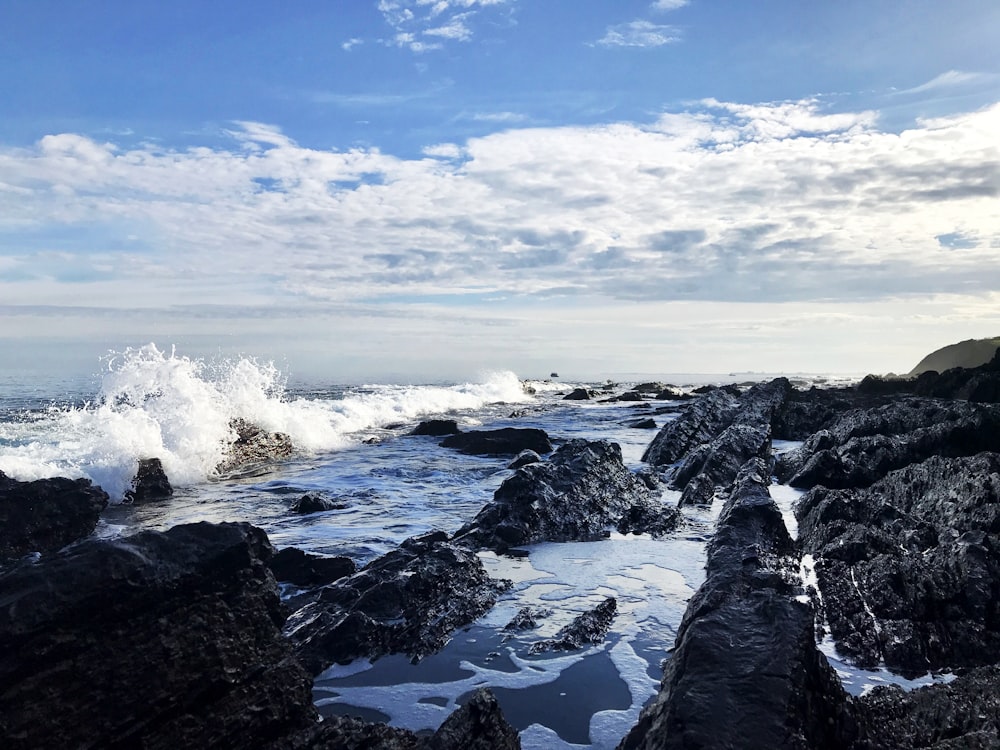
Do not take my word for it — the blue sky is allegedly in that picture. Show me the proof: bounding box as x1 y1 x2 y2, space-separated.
2 0 999 381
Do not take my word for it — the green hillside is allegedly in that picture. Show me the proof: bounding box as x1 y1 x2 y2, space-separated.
909 337 1000 376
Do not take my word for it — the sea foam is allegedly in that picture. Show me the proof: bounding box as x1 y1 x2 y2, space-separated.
0 344 531 501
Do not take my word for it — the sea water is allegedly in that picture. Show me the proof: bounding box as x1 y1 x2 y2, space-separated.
0 345 948 748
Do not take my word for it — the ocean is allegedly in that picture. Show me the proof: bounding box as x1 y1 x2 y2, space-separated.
0 344 950 749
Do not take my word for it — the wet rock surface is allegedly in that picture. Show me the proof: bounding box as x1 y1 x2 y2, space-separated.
529 597 617 653
290 493 349 514
411 419 461 436
284 531 511 674
217 417 294 476
440 427 553 456
796 453 1000 675
126 456 173 503
0 471 109 562
453 439 679 551
620 459 851 750
269 546 357 588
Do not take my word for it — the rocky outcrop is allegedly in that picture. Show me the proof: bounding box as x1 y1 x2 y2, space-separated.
507 449 542 469
125 457 173 503
796 453 1000 676
0 522 318 749
453 439 679 551
440 428 553 456
284 531 511 674
411 419 461 436
778 399 1000 489
216 418 294 476
620 459 850 750
269 547 356 588
563 388 594 401
670 423 771 489
290 493 348 514
529 597 617 653
0 471 109 563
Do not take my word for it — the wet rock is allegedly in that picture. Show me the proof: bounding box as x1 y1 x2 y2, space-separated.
125 456 173 503
655 387 692 401
284 533 511 674
440 427 553 456
290 493 348 514
453 439 679 551
771 385 862 440
507 449 542 470
503 606 551 632
529 597 617 653
626 417 657 429
0 522 319 749
269 547 356 587
678 472 716 507
633 382 669 394
216 418 293 476
796 453 1000 675
411 419 461 436
620 459 851 750
563 387 594 401
0 471 109 563
670 423 771 490
604 391 645 402
432 687 522 750
642 388 742 466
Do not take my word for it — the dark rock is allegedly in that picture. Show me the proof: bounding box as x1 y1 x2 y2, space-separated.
856 373 914 396
620 459 851 750
453 439 679 550
796 453 1000 676
626 417 657 429
678 472 716 507
642 388 742 466
440 428 553 456
563 388 594 401
655 387 692 401
125 456 173 503
507 449 542 470
503 606 551 632
290 493 348 514
284 534 510 674
771 385 862 440
530 597 617 653
430 688 522 750
411 419 461 436
269 547 356 587
604 391 645 402
670 423 771 490
0 472 109 562
216 418 293 476
633 382 668 393
0 522 319 749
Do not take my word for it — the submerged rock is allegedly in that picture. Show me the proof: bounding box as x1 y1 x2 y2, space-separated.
529 597 617 653
440 427 553 456
216 417 294 476
284 532 511 674
125 456 173 503
290 493 348 514
411 419 461 436
0 471 109 563
453 439 679 551
563 387 594 401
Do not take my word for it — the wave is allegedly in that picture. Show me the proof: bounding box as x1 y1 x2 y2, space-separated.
0 344 532 501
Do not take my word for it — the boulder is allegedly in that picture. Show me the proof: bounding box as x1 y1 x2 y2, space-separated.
453 439 679 551
563 388 594 401
529 597 617 653
411 419 461 436
0 522 318 749
440 428 553 456
0 471 109 563
216 418 293 476
290 493 348 514
283 531 511 674
620 459 851 750
507 449 542 470
125 457 173 503
269 547 357 587
625 417 657 429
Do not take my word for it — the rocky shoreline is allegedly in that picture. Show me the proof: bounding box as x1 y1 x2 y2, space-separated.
3 351 1000 748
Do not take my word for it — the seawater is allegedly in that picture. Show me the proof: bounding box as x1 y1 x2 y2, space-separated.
0 346 949 749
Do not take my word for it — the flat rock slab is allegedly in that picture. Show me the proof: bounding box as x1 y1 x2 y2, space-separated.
440 427 553 456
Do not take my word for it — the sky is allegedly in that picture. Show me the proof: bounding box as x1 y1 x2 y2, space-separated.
1 0 1000 383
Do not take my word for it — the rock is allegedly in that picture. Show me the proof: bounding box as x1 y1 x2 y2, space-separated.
411 419 461 436
620 459 851 750
642 388 742 466
283 532 511 674
626 417 657 429
507 449 542 470
440 428 553 456
678 472 716 507
670 423 771 490
453 439 679 551
431 687 522 750
655 387 692 401
563 388 594 401
633 382 668 394
269 547 356 587
503 606 551 632
0 522 319 749
529 597 617 653
290 493 348 514
0 472 109 563
125 457 173 503
796 453 1000 676
603 391 645 402
216 418 293 476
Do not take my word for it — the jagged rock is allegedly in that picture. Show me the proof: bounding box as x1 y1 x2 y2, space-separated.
284 532 511 674
678 472 716 507
529 597 617 653
779 399 1000 489
0 471 109 562
440 428 553 456
670 423 771 490
290 493 348 514
796 453 1000 676
269 547 356 587
216 418 293 476
851 666 1000 749
642 388 742 466
563 388 594 401
507 449 542 470
0 522 319 749
503 606 551 632
620 459 851 750
626 417 657 429
411 419 461 436
125 457 173 503
655 387 692 401
453 439 679 551
771 385 862 440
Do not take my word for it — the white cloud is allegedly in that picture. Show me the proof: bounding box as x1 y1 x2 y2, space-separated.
342 38 364 51
470 111 528 123
894 70 991 96
596 20 681 48
377 0 511 51
651 0 688 11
